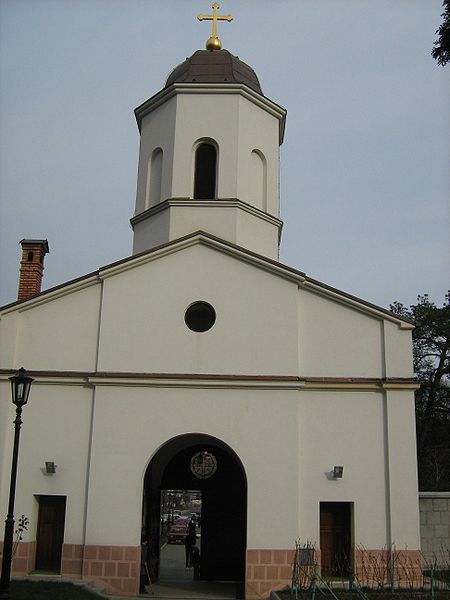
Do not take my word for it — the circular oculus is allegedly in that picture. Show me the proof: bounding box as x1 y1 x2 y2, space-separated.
190 451 218 479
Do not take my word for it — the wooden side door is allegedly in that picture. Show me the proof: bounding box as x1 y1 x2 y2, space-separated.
35 495 66 572
320 504 335 576
320 502 351 577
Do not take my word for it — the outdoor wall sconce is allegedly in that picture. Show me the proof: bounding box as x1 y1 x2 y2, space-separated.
45 461 57 474
333 465 344 478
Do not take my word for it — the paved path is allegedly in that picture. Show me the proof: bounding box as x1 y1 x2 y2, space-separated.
142 542 239 599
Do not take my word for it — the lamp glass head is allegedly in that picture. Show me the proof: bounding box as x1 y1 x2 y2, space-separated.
10 367 34 407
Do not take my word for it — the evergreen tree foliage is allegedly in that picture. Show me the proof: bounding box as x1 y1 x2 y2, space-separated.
390 293 450 490
432 0 450 66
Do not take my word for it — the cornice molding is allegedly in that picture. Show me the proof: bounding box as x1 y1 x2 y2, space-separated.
0 370 417 391
1 274 100 315
130 197 283 230
134 83 287 143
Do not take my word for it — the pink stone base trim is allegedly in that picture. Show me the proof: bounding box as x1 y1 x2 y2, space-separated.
61 543 83 578
82 544 140 596
246 549 295 600
0 541 140 596
246 548 423 599
0 541 36 575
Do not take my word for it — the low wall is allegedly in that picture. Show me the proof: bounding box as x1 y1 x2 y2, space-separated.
419 492 450 566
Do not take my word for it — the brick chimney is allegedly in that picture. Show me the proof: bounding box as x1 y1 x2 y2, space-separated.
17 239 50 301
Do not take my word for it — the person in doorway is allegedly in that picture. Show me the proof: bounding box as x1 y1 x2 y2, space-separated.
192 544 200 580
189 518 196 533
184 530 196 568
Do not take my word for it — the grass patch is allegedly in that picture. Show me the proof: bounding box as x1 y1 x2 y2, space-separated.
10 579 102 599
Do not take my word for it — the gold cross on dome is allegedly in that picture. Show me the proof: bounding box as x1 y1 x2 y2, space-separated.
197 2 233 51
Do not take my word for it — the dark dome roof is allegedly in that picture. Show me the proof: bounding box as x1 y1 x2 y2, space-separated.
165 50 263 95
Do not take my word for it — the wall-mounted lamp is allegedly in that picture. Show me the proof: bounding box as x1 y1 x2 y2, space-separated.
45 461 57 474
333 465 344 478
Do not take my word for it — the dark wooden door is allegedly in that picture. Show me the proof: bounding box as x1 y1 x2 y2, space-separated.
320 502 351 577
35 496 66 572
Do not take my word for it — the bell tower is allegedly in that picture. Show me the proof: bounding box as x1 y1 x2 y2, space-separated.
131 5 286 260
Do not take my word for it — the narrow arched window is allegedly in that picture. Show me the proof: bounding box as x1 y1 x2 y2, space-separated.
146 148 163 208
194 143 217 199
250 150 267 211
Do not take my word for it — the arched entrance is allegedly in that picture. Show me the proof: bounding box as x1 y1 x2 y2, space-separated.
143 434 247 585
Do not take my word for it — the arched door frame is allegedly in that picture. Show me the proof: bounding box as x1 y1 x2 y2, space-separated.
142 433 247 583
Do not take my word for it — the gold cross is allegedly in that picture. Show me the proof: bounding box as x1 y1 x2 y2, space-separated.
197 3 233 50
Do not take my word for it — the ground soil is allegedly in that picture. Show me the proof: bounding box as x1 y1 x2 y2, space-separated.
276 589 450 600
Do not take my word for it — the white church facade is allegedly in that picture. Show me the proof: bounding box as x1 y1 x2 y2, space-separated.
0 16 420 600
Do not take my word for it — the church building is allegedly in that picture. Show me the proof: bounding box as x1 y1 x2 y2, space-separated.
0 6 420 599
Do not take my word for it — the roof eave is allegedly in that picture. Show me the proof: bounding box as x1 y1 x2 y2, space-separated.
0 230 414 329
134 83 287 143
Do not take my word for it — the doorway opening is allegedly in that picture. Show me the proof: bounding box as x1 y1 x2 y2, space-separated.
35 495 66 573
160 489 202 546
319 502 352 577
142 434 247 593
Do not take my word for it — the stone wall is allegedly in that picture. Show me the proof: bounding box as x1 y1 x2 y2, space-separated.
419 492 450 566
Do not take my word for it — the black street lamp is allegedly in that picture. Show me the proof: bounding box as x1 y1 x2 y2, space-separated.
0 368 33 600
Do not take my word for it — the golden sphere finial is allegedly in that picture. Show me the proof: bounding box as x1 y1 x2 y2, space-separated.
206 36 222 51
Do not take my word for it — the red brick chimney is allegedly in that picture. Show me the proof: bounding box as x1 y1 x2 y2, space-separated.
17 239 50 301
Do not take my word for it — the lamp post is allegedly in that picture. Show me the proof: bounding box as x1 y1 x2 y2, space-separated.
0 368 33 600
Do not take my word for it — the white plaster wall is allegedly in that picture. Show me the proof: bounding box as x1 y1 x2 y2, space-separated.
97 244 299 375
169 203 279 259
168 92 280 217
171 93 240 199
0 312 19 366
0 380 420 553
133 90 283 257
135 98 177 214
236 208 280 260
385 389 420 547
236 96 280 216
7 285 101 372
383 321 414 377
169 203 238 241
134 201 280 259
132 209 171 254
0 384 93 545
84 385 299 548
298 290 384 377
298 391 389 547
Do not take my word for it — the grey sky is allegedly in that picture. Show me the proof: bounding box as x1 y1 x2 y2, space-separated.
0 0 448 309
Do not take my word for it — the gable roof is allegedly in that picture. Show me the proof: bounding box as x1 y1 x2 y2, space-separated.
0 231 414 328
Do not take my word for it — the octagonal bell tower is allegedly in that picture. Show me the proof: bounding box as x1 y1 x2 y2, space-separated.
131 15 286 260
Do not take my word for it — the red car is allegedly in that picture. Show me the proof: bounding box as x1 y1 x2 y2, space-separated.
167 521 189 543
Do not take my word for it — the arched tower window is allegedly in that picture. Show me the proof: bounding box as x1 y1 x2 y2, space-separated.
250 149 267 211
194 143 217 200
145 148 163 209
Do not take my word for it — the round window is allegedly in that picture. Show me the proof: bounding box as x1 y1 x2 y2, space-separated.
190 451 218 479
185 301 216 332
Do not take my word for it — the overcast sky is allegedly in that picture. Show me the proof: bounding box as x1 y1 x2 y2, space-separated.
0 0 448 309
